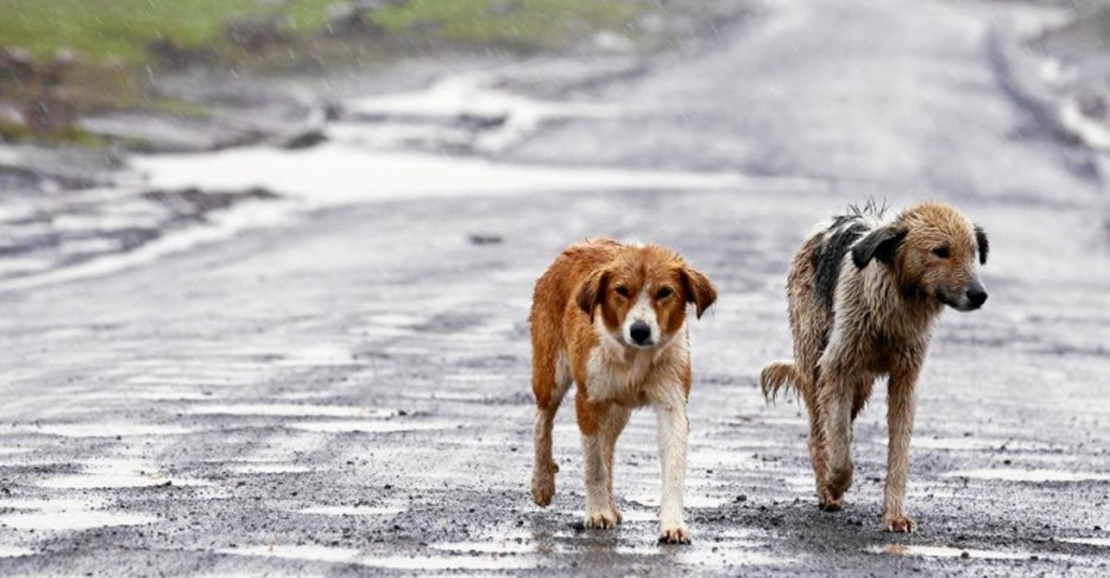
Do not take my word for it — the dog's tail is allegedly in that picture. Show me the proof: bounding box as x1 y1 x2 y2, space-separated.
760 360 800 403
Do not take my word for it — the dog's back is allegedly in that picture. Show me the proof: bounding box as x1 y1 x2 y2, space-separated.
762 209 877 401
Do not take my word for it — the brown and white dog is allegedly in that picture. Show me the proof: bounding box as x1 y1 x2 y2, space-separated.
760 202 989 532
530 238 717 544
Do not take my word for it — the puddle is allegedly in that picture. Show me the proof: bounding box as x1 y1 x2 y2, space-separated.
221 545 534 571
219 544 360 564
867 544 1035 560
944 469 1110 482
430 540 536 555
182 404 396 418
134 146 741 210
398 391 491 401
880 438 1057 452
287 420 451 434
0 511 158 532
626 494 729 509
31 423 194 438
1059 537 1110 547
39 460 211 489
359 554 533 571
0 546 34 558
298 505 406 517
229 463 316 475
127 374 259 386
274 344 360 367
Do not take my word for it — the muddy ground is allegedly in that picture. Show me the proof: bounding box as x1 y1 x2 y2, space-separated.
0 0 1108 575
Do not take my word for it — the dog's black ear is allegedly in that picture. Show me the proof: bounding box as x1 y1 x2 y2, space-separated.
974 225 989 265
679 266 717 319
575 269 610 322
852 226 907 269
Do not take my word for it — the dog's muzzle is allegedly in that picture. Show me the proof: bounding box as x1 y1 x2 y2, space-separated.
629 320 653 346
940 280 988 312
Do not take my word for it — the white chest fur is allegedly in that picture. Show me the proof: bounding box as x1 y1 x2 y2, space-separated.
584 320 689 406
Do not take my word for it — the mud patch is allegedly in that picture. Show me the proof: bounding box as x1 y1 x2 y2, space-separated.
944 468 1110 482
867 544 1039 560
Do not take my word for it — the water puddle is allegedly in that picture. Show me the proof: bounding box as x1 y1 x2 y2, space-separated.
287 420 451 434
219 544 361 564
31 423 194 438
0 546 34 558
0 511 158 532
626 494 729 509
359 554 534 571
39 460 211 489
134 146 740 210
298 505 406 517
880 437 1057 452
182 404 396 418
221 545 535 571
943 469 1110 482
0 499 157 532
273 344 360 367
341 71 620 154
229 463 316 475
430 540 537 555
1059 537 1110 547
867 544 1035 560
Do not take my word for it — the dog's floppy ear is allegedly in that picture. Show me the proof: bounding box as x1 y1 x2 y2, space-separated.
679 266 717 319
974 225 989 265
852 225 907 269
575 269 610 322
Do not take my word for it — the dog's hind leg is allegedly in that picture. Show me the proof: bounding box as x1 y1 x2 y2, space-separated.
817 367 866 510
882 363 920 533
803 388 833 510
532 350 571 507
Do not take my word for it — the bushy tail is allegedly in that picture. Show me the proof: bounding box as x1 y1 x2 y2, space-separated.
760 360 800 403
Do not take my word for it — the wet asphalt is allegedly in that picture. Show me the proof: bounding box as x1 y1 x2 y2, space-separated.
2 0 1110 576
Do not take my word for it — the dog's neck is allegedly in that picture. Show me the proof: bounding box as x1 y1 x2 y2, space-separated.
858 265 943 340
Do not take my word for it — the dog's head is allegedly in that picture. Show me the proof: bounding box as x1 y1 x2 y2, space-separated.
852 203 988 312
576 244 717 349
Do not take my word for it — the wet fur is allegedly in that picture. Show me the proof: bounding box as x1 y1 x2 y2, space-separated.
530 238 716 544
760 202 989 533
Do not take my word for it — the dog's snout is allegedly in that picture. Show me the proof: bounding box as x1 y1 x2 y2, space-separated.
629 321 652 345
966 286 988 309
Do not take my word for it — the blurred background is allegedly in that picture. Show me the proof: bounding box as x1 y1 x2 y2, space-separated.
0 0 1108 575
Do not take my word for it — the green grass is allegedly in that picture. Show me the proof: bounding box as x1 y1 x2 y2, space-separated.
372 0 647 49
0 0 653 65
0 0 336 64
0 0 659 144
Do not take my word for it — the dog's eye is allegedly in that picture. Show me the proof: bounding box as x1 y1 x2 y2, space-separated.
932 247 950 259
614 286 630 298
656 287 673 299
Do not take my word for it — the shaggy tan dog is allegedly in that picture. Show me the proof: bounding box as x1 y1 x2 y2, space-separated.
530 238 716 544
760 202 989 532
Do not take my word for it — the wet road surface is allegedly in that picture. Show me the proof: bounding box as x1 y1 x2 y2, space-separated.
2 0 1109 575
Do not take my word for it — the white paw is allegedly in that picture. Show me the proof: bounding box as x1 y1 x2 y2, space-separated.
583 507 622 529
658 523 691 544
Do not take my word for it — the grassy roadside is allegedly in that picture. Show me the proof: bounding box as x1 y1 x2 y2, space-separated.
0 0 336 64
0 0 665 145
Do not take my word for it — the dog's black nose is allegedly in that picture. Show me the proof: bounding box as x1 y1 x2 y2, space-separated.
967 287 988 308
630 321 652 345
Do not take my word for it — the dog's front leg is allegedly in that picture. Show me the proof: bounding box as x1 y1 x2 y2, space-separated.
654 388 690 544
883 365 919 532
579 398 622 529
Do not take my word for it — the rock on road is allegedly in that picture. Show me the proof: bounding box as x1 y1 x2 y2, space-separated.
1 0 1109 575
